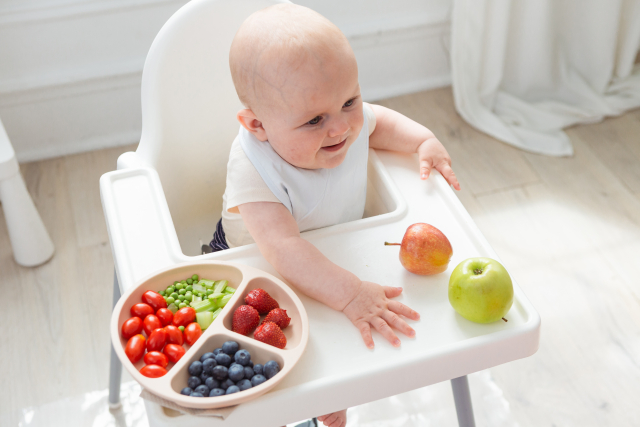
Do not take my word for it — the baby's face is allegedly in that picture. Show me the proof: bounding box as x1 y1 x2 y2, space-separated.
253 49 364 170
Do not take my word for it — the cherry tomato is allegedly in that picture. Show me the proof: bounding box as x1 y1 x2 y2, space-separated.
164 325 184 346
121 317 143 340
163 343 186 363
144 351 168 368
142 290 167 311
130 303 154 318
143 314 162 336
172 307 196 327
147 328 167 352
125 334 146 363
156 308 173 327
184 322 202 346
140 364 167 378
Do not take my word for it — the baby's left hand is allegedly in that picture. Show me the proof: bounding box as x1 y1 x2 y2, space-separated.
417 137 461 190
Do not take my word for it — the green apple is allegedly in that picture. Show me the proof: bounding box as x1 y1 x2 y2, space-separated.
448 257 513 323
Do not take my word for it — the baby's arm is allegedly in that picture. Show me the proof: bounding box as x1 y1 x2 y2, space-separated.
367 103 461 190
238 201 420 348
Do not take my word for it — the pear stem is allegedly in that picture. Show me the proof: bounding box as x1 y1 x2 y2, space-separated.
502 317 508 322
384 242 401 246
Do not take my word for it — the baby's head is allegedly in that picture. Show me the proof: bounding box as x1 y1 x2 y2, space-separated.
230 4 363 169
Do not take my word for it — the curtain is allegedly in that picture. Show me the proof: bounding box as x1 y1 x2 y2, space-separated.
451 0 640 156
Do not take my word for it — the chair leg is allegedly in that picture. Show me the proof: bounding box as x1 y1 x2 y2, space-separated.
451 375 476 427
108 271 123 409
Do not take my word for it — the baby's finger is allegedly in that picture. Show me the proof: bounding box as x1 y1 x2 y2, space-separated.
420 159 431 180
382 310 416 338
383 286 403 298
438 163 461 190
388 300 421 320
323 413 338 426
372 316 401 347
356 321 375 349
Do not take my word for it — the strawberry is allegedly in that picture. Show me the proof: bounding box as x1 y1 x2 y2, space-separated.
263 308 291 329
232 305 260 335
245 288 279 314
254 321 287 349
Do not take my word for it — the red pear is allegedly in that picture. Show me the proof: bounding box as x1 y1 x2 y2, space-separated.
385 223 452 275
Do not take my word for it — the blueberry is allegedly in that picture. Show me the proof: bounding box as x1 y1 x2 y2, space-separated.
251 374 267 386
234 350 251 366
202 358 217 375
228 364 244 381
188 361 203 377
194 385 210 396
253 364 263 375
190 392 204 397
187 376 201 389
243 366 255 379
220 379 235 390
205 377 220 390
215 352 232 367
264 360 280 379
222 341 239 355
212 348 224 356
209 388 225 397
248 360 254 368
212 365 228 381
180 387 192 396
226 386 240 394
200 352 215 362
200 373 211 384
237 379 252 391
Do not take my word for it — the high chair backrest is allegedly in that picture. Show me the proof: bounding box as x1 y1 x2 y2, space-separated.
135 0 287 254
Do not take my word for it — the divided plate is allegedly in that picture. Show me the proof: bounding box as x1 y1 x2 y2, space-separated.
110 261 309 409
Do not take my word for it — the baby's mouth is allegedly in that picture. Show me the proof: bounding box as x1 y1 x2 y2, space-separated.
321 138 347 152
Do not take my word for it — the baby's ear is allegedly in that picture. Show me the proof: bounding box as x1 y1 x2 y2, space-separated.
237 109 268 141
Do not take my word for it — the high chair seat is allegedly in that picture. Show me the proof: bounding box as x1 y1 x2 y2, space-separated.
100 0 540 425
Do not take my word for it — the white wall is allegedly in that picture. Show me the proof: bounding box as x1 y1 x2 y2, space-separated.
0 0 452 162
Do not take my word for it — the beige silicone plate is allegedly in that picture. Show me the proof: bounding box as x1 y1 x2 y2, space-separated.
110 261 309 409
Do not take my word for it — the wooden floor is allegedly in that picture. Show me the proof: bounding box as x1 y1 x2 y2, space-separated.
2 87 640 426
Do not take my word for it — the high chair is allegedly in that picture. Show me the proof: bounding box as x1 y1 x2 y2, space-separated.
100 0 540 425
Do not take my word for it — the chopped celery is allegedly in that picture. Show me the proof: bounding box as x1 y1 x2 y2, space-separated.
192 283 206 293
211 307 223 321
167 303 179 314
224 286 236 294
207 292 225 302
213 280 228 294
196 311 214 330
191 299 216 313
199 279 215 289
219 294 233 308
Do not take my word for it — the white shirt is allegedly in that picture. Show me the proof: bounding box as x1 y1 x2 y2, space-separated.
221 103 377 248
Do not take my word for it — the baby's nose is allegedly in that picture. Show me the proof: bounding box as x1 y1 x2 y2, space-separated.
328 118 349 138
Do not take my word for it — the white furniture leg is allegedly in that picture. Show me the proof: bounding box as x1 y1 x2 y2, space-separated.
0 118 54 267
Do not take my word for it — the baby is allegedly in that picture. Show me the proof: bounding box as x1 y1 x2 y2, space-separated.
211 4 460 426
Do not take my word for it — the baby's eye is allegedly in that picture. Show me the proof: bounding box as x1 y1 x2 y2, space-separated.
307 116 322 125
343 99 355 108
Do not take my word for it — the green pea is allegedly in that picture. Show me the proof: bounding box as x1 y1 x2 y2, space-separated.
167 286 175 294
192 274 199 281
185 291 193 299
178 288 186 295
185 295 192 302
166 297 175 304
186 278 193 285
206 290 213 296
181 280 187 284
175 283 184 290
158 290 165 296
186 285 193 292
178 295 186 301
178 303 187 309
178 326 185 332
170 292 179 299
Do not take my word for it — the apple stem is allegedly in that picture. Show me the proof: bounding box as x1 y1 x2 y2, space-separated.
384 242 401 246
502 317 508 322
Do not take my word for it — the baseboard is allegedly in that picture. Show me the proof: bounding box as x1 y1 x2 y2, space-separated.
2 14 452 163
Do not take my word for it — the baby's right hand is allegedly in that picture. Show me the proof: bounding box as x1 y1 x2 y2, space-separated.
341 281 420 349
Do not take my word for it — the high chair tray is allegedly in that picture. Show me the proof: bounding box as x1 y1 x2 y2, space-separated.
101 149 540 426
